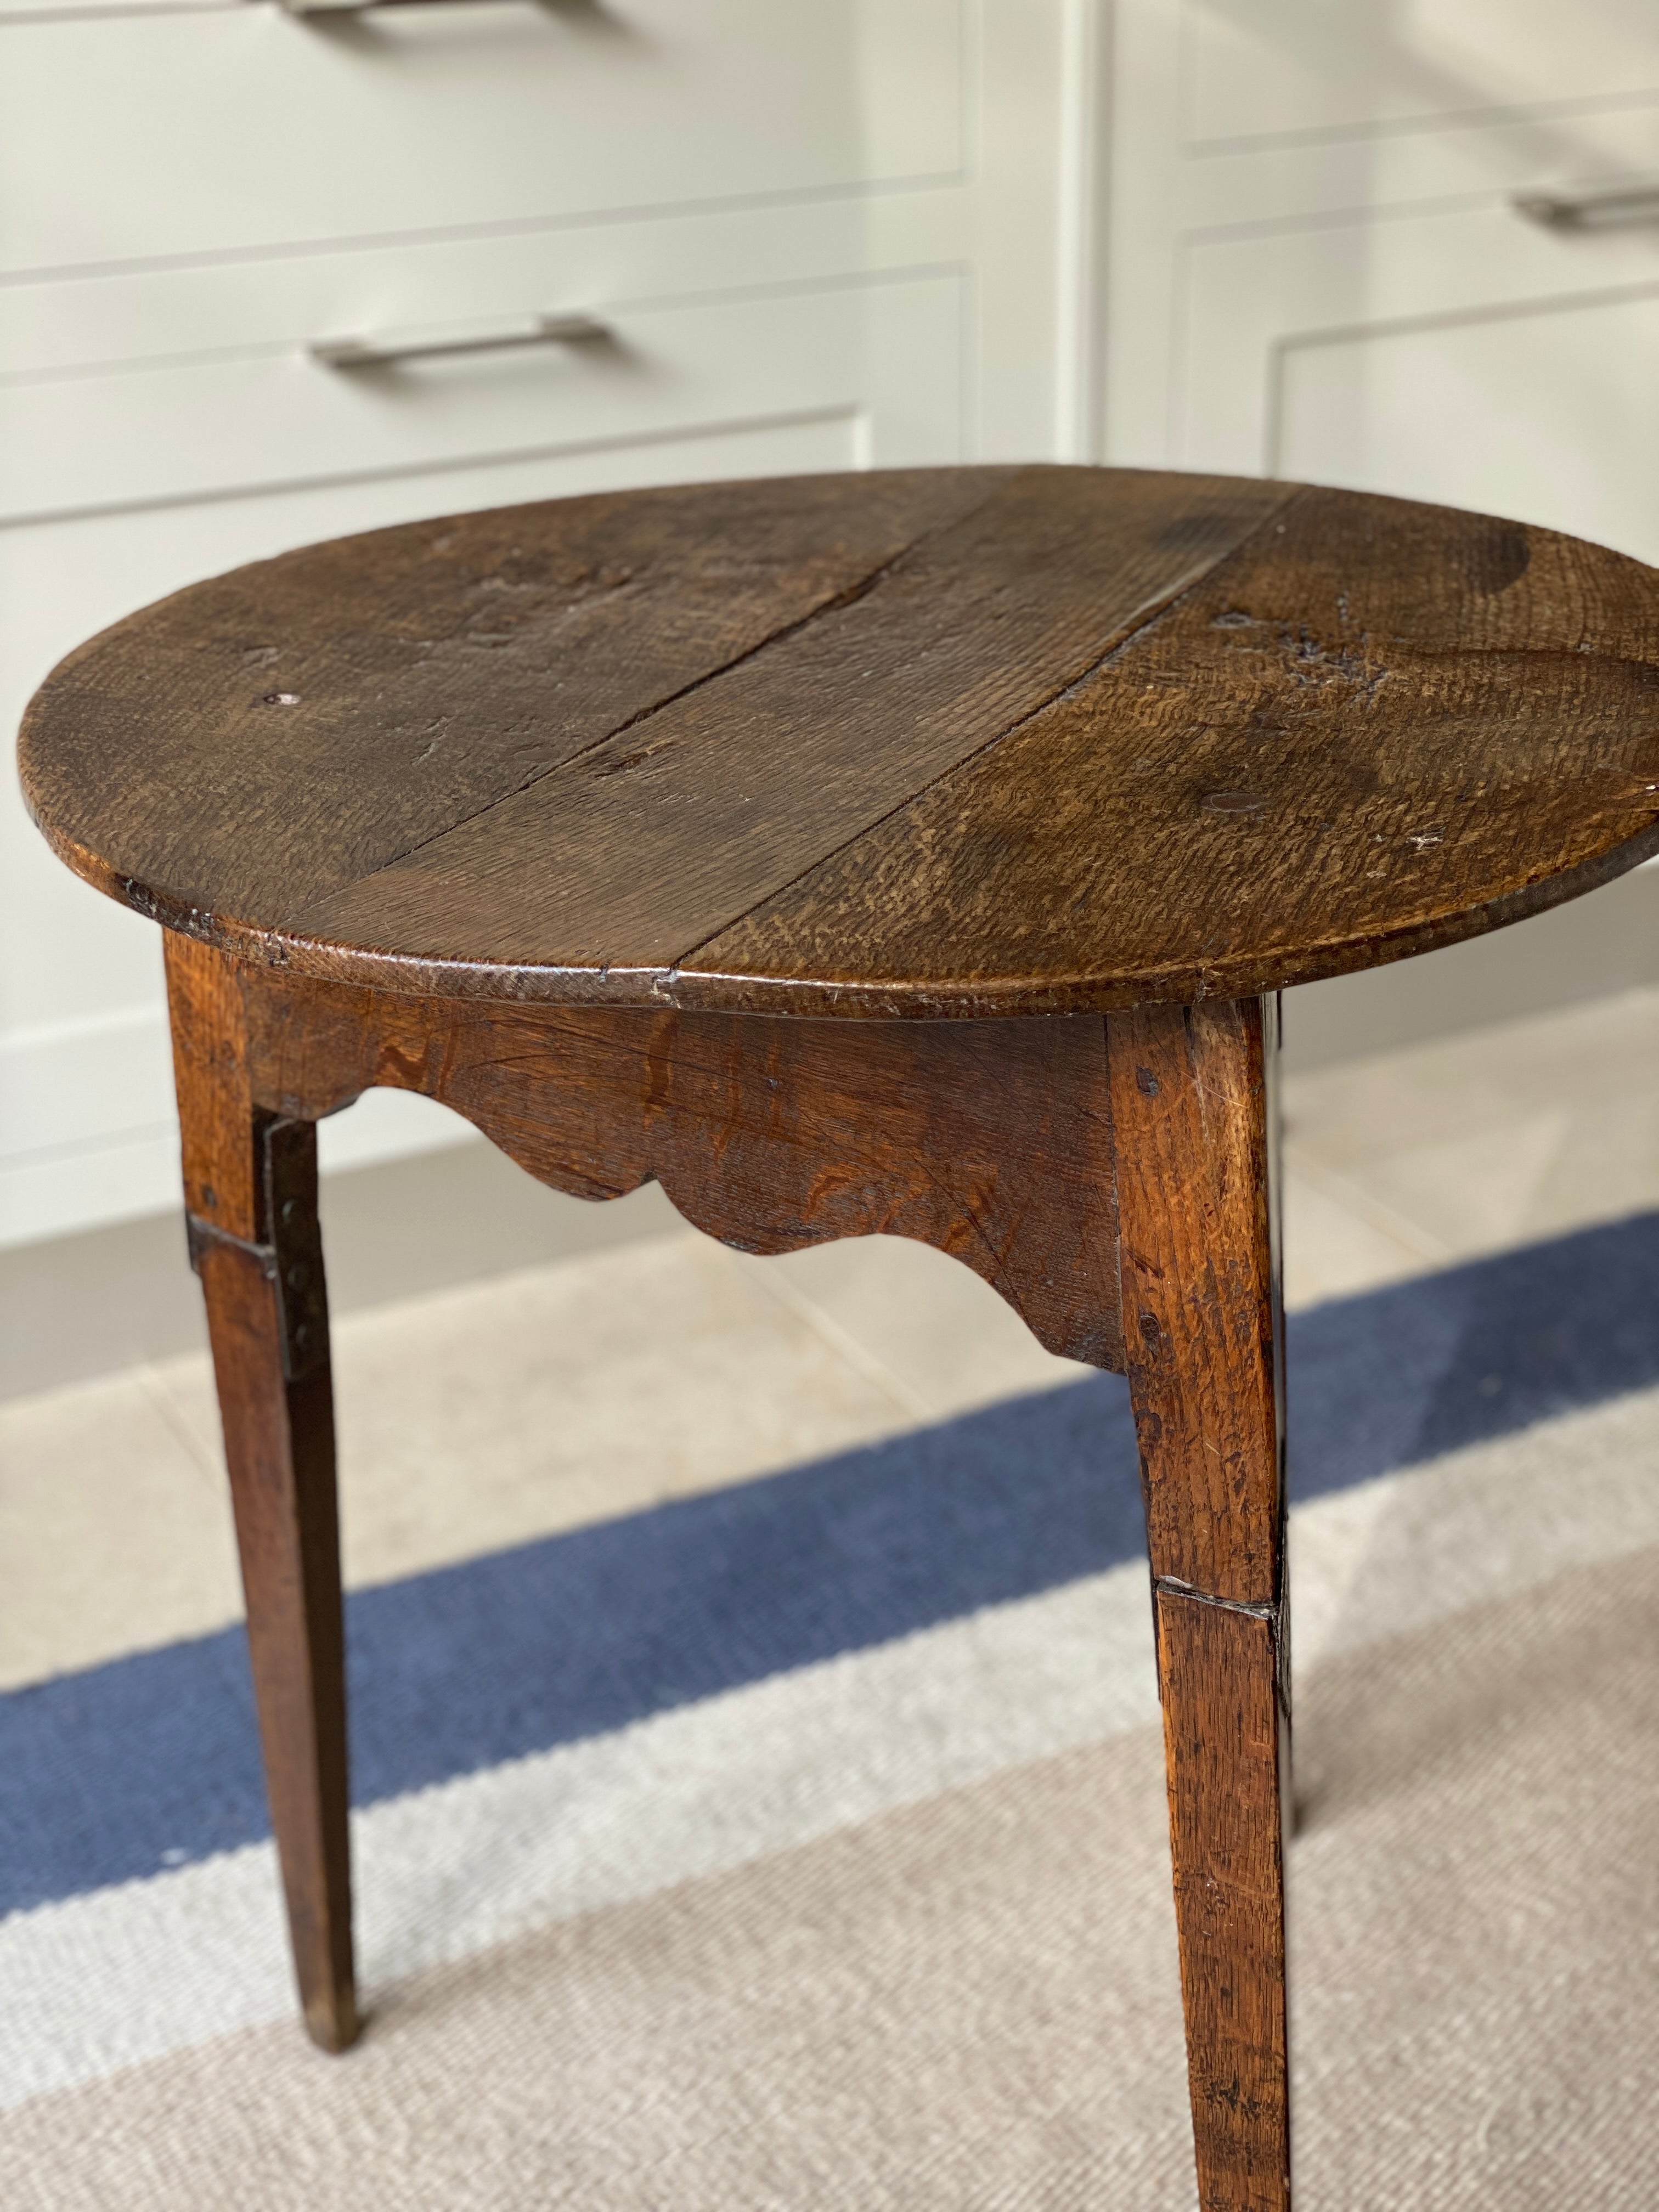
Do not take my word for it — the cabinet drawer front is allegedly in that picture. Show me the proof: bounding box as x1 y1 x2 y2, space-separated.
1177 195 1659 479
0 0 962 279
0 272 963 523
1278 286 1659 574
1173 195 1659 569
1177 102 1659 233
0 190 969 383
1183 0 1659 147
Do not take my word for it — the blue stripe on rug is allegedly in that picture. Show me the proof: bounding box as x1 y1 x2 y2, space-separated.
3 1210 1656 1915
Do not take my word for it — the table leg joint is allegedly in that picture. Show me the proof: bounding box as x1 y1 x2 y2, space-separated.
1154 1577 1278 1624
185 1115 328 1384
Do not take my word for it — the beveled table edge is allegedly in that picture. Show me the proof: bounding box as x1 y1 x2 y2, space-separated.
35 812 1659 1020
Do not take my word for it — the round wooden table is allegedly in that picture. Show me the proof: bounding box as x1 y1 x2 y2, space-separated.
20 466 1659 2209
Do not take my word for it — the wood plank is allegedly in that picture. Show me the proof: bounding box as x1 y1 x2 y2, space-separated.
22 470 1012 923
1107 995 1280 1604
285 469 1293 975
1156 1588 1291 2212
242 972 1126 1369
683 484 1659 1013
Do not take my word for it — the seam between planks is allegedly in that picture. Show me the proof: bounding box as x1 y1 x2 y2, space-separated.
661 484 1313 983
277 469 1032 935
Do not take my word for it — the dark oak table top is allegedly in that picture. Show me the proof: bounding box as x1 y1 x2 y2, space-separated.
20 465 1659 1018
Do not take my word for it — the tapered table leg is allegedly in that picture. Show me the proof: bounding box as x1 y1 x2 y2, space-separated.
166 935 358 2053
1108 996 1290 2211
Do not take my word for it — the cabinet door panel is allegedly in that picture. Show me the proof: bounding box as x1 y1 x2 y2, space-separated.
0 0 963 279
1183 0 1659 145
1279 289 1659 570
1 271 961 524
1175 196 1659 557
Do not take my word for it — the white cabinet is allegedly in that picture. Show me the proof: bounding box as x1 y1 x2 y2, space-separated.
3 0 1091 1247
0 0 963 276
1107 0 1659 570
2 264 963 522
1182 0 1657 143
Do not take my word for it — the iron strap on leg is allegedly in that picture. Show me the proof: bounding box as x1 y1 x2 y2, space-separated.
187 1117 329 1383
166 930 358 2058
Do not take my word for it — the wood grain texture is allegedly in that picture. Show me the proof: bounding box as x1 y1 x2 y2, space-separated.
1108 996 1282 1605
58 460 1659 1015
27 468 1659 1014
240 966 1125 1369
690 484 1659 1013
166 937 357 2055
1110 994 1289 2207
27 471 1009 929
1156 1589 1290 2212
282 469 1290 979
165 929 261 1239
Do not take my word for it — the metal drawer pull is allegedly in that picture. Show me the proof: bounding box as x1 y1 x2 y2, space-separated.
281 0 534 15
1513 184 1659 231
310 313 611 371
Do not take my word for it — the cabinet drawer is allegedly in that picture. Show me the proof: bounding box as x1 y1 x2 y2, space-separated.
1182 0 1659 147
0 188 968 384
1278 284 1659 575
1172 193 1659 569
1177 194 1659 485
0 268 963 523
1176 100 1659 234
0 0 962 280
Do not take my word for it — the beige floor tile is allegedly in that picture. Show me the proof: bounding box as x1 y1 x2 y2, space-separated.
1285 986 1659 1159
0 1367 240 1687
729 1235 1092 1420
1279 1161 1444 1311
158 1231 924 1594
1344 1107 1608 1260
1283 985 1659 1265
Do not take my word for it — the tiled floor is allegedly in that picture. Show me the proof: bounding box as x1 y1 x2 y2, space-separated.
1282 984 1659 1299
2 986 1656 1691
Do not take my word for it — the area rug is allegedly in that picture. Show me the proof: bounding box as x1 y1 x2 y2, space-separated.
3 1214 1657 2208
